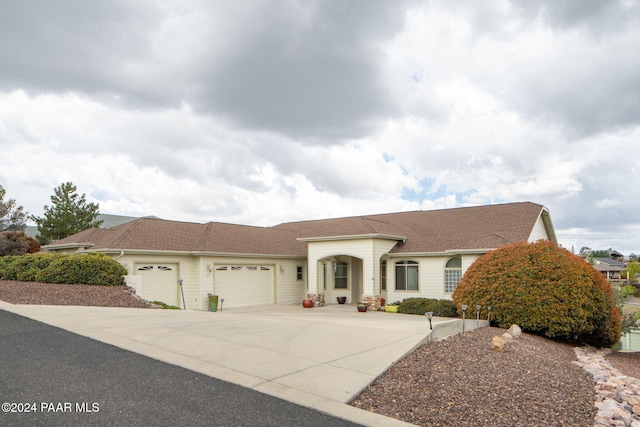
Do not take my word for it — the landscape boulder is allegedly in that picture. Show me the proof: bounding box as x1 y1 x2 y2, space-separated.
491 335 507 352
507 324 522 338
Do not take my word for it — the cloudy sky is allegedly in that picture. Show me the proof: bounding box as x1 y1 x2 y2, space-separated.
1 0 639 255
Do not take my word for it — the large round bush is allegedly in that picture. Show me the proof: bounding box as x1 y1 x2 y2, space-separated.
35 253 127 286
452 240 621 348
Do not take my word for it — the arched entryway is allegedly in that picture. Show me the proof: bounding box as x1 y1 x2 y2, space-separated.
318 255 363 304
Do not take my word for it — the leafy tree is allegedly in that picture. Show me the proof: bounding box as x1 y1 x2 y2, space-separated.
452 240 621 348
627 261 640 284
0 185 27 232
579 246 591 256
0 231 41 256
590 249 612 258
31 182 102 245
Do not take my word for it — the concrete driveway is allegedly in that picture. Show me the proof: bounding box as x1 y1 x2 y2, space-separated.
0 301 447 426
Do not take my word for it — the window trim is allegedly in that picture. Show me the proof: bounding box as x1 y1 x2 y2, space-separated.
334 261 348 289
444 257 462 293
395 260 419 291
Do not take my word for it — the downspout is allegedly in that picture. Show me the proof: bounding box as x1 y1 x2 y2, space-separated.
114 251 127 273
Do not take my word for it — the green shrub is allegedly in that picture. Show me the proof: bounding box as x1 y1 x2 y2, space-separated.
150 301 181 309
452 240 621 348
15 253 62 281
621 285 638 298
0 255 16 279
398 298 458 317
35 253 127 286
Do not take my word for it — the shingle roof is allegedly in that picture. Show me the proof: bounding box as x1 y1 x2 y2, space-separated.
273 202 547 253
46 202 549 256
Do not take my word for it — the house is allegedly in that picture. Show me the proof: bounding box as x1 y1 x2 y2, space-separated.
621 327 640 352
592 257 629 285
43 202 557 310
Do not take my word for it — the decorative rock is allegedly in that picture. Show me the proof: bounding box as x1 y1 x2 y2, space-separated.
361 295 385 311
306 293 325 307
574 347 640 426
507 324 522 338
491 335 507 352
501 332 514 342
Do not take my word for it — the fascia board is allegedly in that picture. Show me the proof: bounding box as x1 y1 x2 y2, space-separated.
297 234 406 243
385 248 494 257
43 243 94 250
79 248 305 259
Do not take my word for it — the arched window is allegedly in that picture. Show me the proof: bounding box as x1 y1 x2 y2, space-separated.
445 257 462 293
395 260 418 291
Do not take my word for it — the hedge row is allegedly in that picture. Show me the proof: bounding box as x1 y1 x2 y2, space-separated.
0 253 127 286
398 298 459 317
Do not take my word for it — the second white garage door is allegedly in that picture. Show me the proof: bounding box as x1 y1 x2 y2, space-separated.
214 265 274 308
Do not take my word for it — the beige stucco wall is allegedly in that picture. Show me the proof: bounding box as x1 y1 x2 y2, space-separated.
306 237 399 299
383 254 482 304
119 253 306 310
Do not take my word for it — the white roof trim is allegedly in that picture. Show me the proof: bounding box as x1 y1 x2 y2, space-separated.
384 248 494 257
297 233 406 243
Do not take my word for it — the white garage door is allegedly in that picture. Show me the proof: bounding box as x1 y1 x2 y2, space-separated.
134 264 179 306
214 265 274 308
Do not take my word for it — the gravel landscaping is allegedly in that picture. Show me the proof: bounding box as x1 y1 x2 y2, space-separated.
1 279 639 426
351 327 640 427
0 280 154 308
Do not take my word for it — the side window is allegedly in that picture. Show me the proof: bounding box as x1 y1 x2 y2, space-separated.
296 265 303 281
445 257 462 293
381 261 387 290
334 262 348 289
395 260 418 291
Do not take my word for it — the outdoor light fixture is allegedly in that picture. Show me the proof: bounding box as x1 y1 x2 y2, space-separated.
487 306 492 322
425 312 433 330
461 304 468 334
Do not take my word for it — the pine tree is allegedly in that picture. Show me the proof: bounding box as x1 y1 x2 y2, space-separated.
0 184 27 232
31 182 102 244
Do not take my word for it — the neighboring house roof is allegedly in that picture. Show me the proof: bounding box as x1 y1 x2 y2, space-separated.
593 257 626 267
25 213 146 238
592 257 627 273
45 202 553 256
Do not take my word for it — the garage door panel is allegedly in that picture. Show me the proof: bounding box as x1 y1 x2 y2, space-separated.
214 265 273 308
135 264 179 306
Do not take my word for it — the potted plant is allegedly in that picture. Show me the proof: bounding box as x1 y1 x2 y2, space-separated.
337 296 347 304
356 302 368 312
302 298 313 308
385 301 401 313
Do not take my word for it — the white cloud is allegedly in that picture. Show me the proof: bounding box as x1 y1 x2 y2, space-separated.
1 1 640 255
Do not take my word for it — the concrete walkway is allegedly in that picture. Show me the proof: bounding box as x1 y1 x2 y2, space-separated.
0 301 468 426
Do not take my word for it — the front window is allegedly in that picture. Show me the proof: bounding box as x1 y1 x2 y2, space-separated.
445 257 462 293
296 265 303 280
334 262 348 289
395 260 418 291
